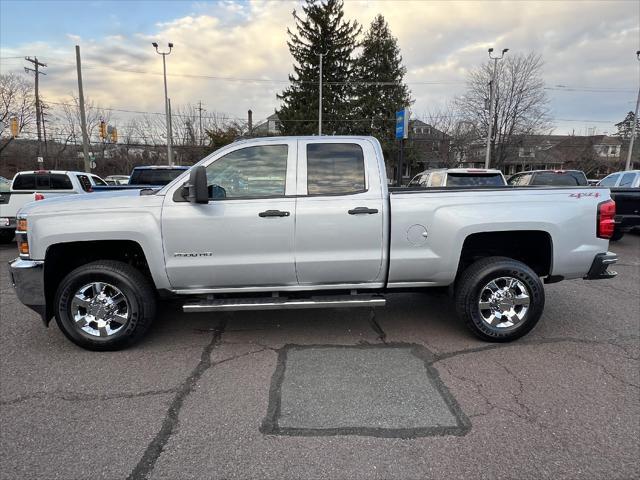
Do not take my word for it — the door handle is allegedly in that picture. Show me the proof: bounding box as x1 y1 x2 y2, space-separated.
348 207 379 215
258 210 290 217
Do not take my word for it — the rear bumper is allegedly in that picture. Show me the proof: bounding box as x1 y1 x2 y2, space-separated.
8 258 47 320
0 216 16 230
615 214 640 232
584 252 618 280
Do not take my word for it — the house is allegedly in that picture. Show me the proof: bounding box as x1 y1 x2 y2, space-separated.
405 120 452 175
252 113 281 136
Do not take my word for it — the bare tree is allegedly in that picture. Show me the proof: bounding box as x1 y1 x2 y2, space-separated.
426 103 483 167
0 73 36 152
455 52 551 168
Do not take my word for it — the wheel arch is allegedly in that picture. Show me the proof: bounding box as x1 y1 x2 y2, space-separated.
43 240 155 325
456 230 553 283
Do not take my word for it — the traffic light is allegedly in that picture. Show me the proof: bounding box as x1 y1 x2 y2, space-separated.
10 117 19 138
99 120 107 140
110 127 118 143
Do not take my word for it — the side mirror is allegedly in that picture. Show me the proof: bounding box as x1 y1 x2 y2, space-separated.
187 166 209 204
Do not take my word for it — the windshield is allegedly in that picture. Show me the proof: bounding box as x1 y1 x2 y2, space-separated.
446 173 505 186
129 169 186 185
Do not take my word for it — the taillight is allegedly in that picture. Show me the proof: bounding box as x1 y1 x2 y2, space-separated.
597 199 615 239
34 193 45 201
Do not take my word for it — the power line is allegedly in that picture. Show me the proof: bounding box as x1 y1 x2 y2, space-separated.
2 57 635 92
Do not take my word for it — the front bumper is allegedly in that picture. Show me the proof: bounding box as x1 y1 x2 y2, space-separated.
8 258 47 320
584 252 618 280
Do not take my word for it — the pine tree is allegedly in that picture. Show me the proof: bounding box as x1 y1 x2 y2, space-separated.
277 0 360 135
353 14 411 155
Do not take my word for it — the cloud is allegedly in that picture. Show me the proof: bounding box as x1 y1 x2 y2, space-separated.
1 0 637 135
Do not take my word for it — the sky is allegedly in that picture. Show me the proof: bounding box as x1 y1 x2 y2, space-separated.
1 0 639 136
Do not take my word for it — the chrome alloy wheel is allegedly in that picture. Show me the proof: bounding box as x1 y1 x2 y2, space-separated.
70 282 130 337
478 276 530 329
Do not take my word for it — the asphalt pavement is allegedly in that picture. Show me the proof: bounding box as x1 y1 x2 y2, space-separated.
1 235 638 479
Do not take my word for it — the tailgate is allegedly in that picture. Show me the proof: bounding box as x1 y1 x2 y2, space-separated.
610 188 640 216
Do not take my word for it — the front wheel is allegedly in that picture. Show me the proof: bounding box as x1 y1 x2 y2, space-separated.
455 256 545 342
54 260 156 350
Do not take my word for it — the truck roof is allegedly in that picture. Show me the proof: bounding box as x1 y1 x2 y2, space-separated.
418 168 503 174
131 165 189 171
13 170 97 176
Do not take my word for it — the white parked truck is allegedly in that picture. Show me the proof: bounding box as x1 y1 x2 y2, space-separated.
0 170 106 243
9 136 618 350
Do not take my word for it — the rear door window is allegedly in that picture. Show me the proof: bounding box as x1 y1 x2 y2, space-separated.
306 143 365 195
50 174 73 190
619 173 636 187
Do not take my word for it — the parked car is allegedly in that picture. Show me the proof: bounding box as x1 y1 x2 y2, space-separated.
93 165 189 191
409 168 506 187
597 170 640 241
508 170 588 186
0 170 106 244
597 170 640 188
9 136 617 350
105 175 130 185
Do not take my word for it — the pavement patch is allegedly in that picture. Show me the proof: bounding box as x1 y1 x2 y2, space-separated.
261 344 470 438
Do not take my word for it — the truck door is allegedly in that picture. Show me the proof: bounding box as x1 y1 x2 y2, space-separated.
294 139 385 286
162 140 298 290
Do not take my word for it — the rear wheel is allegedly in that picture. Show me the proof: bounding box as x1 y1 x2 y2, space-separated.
54 260 156 350
455 256 545 342
0 229 14 244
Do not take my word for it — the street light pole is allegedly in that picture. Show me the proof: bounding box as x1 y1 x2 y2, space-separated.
153 42 174 165
625 50 640 171
484 47 508 169
318 53 323 136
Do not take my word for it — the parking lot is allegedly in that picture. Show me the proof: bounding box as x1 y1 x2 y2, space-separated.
0 236 638 480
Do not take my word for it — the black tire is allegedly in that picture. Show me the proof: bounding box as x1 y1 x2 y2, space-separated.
610 228 624 242
455 256 545 342
0 229 14 244
54 260 156 351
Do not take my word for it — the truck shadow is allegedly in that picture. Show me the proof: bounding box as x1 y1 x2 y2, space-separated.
148 290 469 347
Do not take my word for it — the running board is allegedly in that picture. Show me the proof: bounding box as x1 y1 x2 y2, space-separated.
182 294 386 312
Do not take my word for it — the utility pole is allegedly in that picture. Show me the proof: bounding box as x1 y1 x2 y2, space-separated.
625 50 640 171
75 45 92 172
24 56 47 161
168 98 176 165
318 53 324 136
197 101 205 145
41 102 48 165
484 48 508 169
152 42 174 165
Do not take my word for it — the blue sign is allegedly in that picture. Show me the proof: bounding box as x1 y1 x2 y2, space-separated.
395 109 409 140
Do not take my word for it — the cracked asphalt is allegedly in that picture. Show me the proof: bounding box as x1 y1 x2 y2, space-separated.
1 235 638 480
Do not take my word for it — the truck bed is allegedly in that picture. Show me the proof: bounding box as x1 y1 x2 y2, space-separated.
387 186 610 286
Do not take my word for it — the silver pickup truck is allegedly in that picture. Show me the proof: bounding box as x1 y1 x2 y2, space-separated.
9 136 618 350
